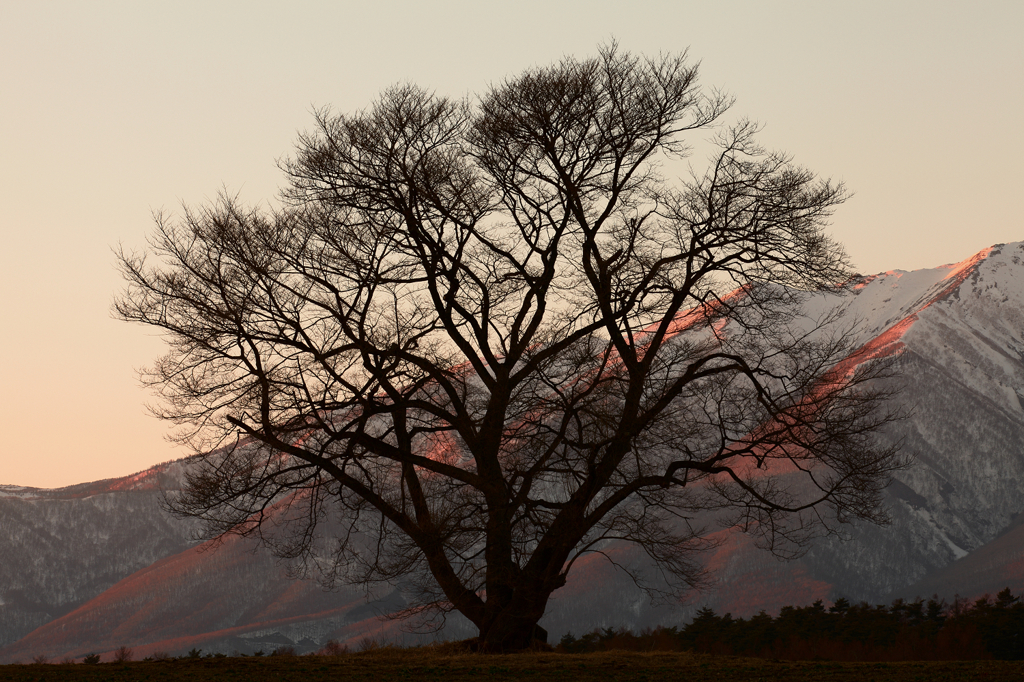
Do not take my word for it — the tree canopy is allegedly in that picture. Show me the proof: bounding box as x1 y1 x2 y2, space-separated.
116 44 904 650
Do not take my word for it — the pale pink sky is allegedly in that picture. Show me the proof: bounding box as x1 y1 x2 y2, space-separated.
1 1 1021 488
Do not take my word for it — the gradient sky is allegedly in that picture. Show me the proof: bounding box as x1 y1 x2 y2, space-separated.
1 1 1021 488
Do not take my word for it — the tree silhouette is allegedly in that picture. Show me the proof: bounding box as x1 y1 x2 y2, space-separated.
117 44 904 650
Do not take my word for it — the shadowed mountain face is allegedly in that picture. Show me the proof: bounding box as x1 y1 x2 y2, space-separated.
2 243 1023 662
0 462 199 649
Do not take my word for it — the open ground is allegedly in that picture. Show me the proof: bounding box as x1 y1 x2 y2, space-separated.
3 650 1024 681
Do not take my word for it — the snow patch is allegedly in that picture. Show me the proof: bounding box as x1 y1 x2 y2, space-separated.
912 507 969 560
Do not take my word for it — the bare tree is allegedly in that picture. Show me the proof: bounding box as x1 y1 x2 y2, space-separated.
116 45 904 651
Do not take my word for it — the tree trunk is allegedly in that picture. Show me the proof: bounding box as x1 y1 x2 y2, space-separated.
479 612 549 651
470 574 555 651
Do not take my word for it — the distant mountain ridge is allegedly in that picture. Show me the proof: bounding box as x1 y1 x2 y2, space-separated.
2 242 1023 662
0 460 199 650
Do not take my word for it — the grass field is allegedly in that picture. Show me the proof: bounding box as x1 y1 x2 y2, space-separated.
3 650 1024 681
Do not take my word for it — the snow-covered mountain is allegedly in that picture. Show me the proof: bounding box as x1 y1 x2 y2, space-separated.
2 242 1022 662
802 243 1024 599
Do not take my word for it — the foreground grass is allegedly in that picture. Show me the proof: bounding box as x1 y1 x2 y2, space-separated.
4 650 1024 681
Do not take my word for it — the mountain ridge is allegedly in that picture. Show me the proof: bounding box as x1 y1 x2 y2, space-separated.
2 241 1022 661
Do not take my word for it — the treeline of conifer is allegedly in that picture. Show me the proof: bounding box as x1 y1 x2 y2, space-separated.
557 588 1024 661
